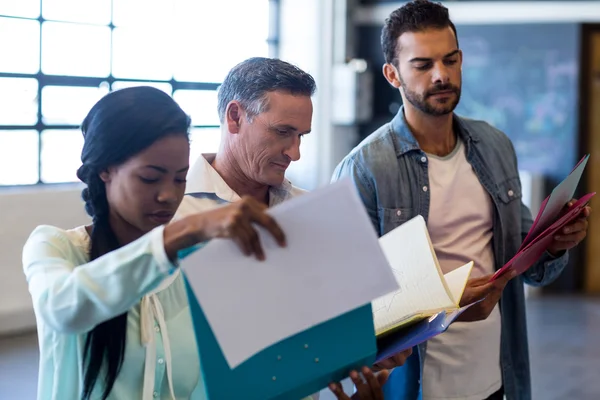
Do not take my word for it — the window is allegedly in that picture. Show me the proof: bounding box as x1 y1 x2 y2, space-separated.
0 78 38 125
0 0 277 186
190 128 222 161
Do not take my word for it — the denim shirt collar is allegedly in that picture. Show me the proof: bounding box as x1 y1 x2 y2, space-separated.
390 106 481 157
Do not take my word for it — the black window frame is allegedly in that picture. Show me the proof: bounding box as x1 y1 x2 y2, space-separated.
0 0 280 188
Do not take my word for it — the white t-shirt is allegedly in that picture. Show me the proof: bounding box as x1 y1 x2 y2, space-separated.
422 139 503 400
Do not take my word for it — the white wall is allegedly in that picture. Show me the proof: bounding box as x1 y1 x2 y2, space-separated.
278 0 335 190
278 0 361 192
0 185 89 335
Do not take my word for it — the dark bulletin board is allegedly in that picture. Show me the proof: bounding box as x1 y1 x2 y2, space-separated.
455 23 580 179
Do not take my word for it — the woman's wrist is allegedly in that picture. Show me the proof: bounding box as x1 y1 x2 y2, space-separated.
163 215 207 261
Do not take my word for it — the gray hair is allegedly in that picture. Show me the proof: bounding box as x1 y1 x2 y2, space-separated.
217 57 317 123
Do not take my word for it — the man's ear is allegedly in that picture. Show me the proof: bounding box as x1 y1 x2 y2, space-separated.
225 101 243 134
383 63 402 89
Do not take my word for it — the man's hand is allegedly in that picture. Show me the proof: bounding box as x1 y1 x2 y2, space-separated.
329 368 390 400
372 347 413 371
547 199 592 256
457 269 517 322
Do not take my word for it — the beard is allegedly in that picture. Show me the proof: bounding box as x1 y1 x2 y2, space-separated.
401 81 461 116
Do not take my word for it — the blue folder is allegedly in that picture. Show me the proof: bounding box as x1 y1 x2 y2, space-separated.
375 302 480 364
183 276 377 399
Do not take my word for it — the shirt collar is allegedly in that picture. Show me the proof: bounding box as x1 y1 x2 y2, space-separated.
185 153 297 206
390 106 480 157
185 153 240 202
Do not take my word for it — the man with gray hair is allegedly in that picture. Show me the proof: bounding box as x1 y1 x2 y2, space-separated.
175 57 411 399
178 57 314 212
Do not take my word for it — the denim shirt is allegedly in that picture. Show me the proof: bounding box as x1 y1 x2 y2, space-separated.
331 107 568 400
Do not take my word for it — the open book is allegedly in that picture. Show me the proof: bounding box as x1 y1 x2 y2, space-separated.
372 215 473 337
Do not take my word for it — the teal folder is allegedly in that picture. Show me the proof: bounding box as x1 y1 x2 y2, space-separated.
183 273 378 400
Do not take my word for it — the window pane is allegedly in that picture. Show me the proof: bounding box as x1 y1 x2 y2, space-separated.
42 22 111 77
0 0 40 18
174 0 269 35
112 81 172 95
0 18 40 74
0 130 39 185
112 0 174 27
40 130 83 183
174 37 268 83
190 128 221 165
112 27 173 80
42 85 110 125
43 0 111 25
173 0 269 82
0 78 38 125
173 90 219 126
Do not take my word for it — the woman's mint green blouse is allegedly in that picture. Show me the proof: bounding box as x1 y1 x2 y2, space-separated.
22 224 318 400
22 224 207 400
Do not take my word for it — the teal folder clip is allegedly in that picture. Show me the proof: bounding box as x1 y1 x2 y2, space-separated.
183 272 378 400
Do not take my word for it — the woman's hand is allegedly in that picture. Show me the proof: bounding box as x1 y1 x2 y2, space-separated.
164 196 286 260
329 368 389 400
198 196 286 259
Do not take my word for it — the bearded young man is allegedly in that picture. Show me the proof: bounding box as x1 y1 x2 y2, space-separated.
331 1 591 399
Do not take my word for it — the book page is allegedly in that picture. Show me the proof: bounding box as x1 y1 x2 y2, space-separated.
442 262 474 305
372 215 456 336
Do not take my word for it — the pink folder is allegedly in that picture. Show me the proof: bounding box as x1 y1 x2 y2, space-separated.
491 155 594 281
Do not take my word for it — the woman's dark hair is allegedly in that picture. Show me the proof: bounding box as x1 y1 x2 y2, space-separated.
76 86 191 400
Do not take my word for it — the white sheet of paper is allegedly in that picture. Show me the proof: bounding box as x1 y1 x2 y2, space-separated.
372 215 455 335
181 179 399 368
532 155 588 239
